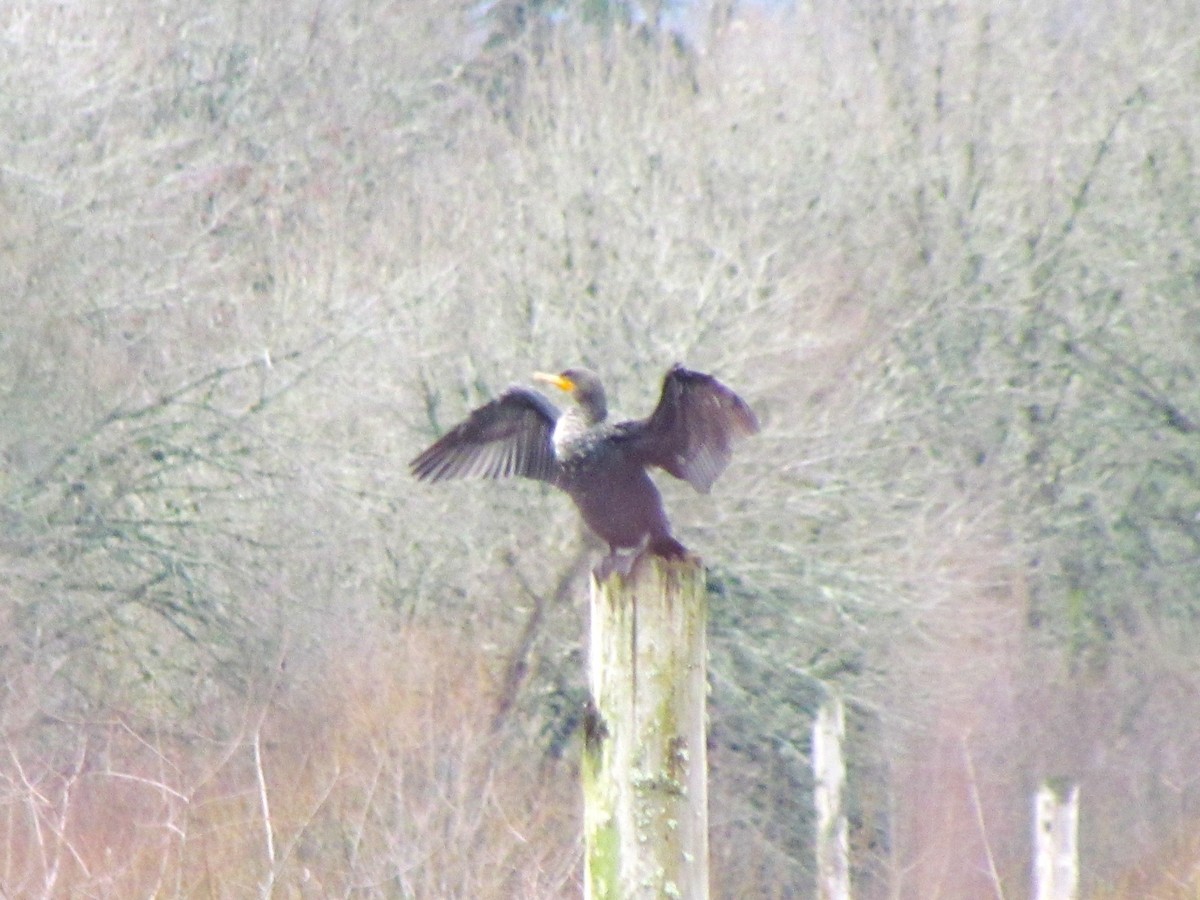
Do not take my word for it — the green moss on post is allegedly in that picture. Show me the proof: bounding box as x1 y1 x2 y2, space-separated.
582 555 709 900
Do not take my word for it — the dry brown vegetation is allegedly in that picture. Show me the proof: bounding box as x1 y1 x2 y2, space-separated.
0 628 578 897
2 0 1199 896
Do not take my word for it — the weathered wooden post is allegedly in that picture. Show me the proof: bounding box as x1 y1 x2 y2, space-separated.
813 692 850 900
1034 779 1079 900
582 555 709 900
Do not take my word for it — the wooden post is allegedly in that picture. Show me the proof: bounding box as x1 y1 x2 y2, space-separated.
1034 780 1079 900
582 555 709 900
813 693 851 900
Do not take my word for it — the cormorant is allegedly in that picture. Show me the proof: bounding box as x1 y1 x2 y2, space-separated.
410 365 758 576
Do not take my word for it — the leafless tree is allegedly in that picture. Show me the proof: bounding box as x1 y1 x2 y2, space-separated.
1 0 1198 895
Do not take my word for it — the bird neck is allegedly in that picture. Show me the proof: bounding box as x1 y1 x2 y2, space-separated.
570 379 607 425
579 396 606 425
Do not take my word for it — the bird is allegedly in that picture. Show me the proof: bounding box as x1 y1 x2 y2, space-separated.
410 364 759 577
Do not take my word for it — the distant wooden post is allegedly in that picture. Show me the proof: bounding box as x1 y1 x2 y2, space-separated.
813 692 850 900
1034 780 1079 900
582 555 709 900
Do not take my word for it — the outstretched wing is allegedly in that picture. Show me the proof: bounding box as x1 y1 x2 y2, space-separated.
616 364 759 494
410 387 561 484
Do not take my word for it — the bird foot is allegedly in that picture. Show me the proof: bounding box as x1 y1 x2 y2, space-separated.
593 539 695 581
647 536 689 559
593 551 638 582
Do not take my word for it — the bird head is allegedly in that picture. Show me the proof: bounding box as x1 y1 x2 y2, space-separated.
534 368 608 423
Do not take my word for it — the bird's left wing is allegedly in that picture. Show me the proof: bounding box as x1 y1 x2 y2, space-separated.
410 387 561 484
616 365 759 493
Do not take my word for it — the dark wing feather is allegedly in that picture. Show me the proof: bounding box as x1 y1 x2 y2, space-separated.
616 364 759 493
410 387 561 484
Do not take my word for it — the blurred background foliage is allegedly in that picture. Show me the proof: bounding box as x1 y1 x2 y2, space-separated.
1 0 1198 895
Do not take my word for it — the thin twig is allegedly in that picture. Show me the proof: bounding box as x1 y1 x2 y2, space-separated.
253 729 277 897
961 731 1005 900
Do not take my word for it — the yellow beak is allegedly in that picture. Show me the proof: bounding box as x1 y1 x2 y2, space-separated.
533 372 575 393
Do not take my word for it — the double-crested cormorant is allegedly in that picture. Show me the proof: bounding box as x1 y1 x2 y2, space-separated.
410 365 758 576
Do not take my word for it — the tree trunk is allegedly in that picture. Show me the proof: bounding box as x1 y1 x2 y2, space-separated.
582 555 709 900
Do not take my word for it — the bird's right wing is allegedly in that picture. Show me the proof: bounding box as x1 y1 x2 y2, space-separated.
410 387 561 484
